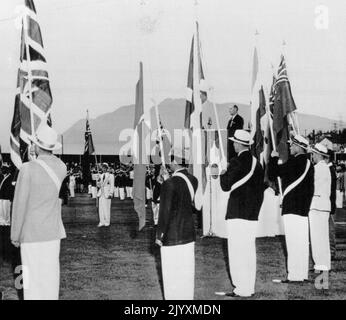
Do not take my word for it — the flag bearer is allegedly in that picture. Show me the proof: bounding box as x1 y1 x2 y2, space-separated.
156 148 198 300
269 135 314 283
219 130 264 297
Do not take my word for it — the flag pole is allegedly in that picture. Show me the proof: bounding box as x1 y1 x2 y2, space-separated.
264 87 284 199
210 89 226 160
151 99 166 168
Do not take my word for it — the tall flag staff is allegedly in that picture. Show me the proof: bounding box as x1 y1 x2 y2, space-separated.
133 62 150 232
194 22 228 238
266 74 284 198
184 21 206 211
10 0 53 170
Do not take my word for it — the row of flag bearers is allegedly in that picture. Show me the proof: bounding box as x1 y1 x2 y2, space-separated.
157 129 337 299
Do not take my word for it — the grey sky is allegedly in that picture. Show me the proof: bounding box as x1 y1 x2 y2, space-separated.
0 0 345 151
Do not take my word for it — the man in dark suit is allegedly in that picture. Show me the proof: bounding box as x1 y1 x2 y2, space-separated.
227 105 244 161
156 147 198 300
218 130 264 298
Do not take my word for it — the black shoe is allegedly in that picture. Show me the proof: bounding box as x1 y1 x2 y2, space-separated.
272 279 305 284
130 230 138 239
225 292 241 298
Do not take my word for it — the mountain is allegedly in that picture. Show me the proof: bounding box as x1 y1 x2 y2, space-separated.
62 98 345 155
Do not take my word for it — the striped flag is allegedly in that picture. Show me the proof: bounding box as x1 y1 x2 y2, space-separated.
82 111 95 185
133 62 150 231
273 54 297 163
10 0 53 169
184 21 206 210
84 111 95 156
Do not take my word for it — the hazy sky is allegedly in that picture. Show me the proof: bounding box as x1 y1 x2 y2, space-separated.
0 0 345 151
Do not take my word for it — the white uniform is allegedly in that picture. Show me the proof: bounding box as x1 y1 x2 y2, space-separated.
98 173 114 226
309 160 331 271
69 175 75 198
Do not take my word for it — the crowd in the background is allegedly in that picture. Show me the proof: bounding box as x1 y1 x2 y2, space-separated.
59 162 167 206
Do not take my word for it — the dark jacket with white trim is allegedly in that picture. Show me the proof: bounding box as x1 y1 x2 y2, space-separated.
269 154 314 217
157 168 198 246
220 150 264 221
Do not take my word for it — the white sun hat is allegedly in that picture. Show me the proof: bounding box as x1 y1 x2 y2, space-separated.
288 135 309 150
229 129 253 146
29 123 62 151
311 143 329 157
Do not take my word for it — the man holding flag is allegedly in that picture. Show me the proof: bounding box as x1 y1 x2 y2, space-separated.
218 130 264 297
156 147 198 300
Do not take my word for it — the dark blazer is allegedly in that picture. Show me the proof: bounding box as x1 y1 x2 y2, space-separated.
157 168 198 246
227 114 244 160
0 174 15 201
268 154 314 217
329 164 337 215
220 150 264 221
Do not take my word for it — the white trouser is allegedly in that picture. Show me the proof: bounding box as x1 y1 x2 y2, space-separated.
283 214 309 281
126 187 130 198
114 187 119 198
129 187 133 199
91 186 97 199
88 185 92 194
146 188 153 200
336 190 343 208
227 219 257 297
99 196 111 226
152 203 159 225
21 240 60 300
0 199 11 226
69 184 75 198
161 242 195 300
309 210 331 271
119 188 125 200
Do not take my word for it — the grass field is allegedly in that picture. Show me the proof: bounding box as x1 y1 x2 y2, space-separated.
1 194 346 300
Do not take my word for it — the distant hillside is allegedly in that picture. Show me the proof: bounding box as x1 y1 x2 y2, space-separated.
62 98 345 155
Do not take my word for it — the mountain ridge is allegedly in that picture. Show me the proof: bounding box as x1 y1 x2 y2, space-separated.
61 98 345 155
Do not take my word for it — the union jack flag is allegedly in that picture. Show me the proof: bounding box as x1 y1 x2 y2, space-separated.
10 0 53 169
272 54 297 163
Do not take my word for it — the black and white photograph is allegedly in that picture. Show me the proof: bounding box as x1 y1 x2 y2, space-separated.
0 0 346 304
